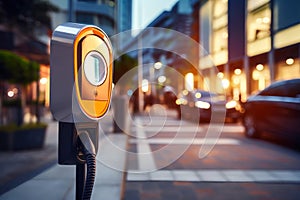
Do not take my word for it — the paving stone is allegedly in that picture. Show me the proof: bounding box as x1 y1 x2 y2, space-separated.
197 170 227 182
270 170 300 182
222 170 254 182
150 170 174 181
172 170 200 181
246 170 279 182
127 172 150 181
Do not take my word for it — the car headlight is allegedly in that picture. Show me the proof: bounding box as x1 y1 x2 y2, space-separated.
226 100 237 109
176 98 187 105
195 101 210 109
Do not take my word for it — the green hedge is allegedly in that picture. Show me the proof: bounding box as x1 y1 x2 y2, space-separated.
0 123 47 133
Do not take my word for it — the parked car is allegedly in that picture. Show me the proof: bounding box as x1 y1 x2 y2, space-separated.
242 79 300 143
176 89 241 123
163 86 178 109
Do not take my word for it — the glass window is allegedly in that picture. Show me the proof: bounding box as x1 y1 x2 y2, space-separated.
252 65 271 91
212 27 227 52
247 0 271 56
78 0 97 2
212 0 228 55
97 16 114 27
276 59 300 80
247 4 271 42
200 1 212 55
213 0 228 18
106 0 115 7
77 13 94 24
247 0 269 12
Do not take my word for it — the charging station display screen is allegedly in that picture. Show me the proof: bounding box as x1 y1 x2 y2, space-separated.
51 23 112 119
78 34 111 102
83 51 107 86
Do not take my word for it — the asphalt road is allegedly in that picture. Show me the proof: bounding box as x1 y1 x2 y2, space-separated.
123 107 300 200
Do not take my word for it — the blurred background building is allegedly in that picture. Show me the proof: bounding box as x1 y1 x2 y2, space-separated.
1 0 300 121
49 0 132 36
199 0 300 102
0 0 132 123
120 0 200 101
126 0 300 102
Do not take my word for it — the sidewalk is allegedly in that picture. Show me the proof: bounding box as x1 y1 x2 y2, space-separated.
122 107 300 200
0 121 58 195
0 111 128 200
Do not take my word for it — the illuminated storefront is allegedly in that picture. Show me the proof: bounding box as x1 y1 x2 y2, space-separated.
199 0 300 100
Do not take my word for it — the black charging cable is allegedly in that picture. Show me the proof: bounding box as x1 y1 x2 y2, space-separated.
77 131 96 200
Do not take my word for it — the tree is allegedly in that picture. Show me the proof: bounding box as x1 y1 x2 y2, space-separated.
0 51 39 84
0 0 58 125
0 50 39 125
0 0 59 34
114 54 138 83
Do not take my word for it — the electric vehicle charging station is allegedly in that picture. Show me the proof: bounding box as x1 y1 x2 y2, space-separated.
50 22 113 200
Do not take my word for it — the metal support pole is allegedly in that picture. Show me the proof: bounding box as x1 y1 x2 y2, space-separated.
137 1 144 113
138 36 144 113
68 0 75 22
76 162 86 200
269 0 275 83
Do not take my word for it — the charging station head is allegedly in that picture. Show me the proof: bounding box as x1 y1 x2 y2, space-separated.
50 23 113 122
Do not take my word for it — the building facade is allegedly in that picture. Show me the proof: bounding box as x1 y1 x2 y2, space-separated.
199 0 300 102
117 0 132 33
50 0 132 36
50 0 120 36
120 0 200 94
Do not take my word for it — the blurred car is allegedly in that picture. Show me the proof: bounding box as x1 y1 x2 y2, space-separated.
242 79 300 142
163 86 178 109
176 89 241 123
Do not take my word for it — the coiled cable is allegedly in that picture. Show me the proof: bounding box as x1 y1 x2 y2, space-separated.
78 131 96 200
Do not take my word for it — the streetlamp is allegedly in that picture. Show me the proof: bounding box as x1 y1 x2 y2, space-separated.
149 62 164 99
39 77 48 106
158 75 166 84
185 73 194 91
222 78 230 90
142 79 149 93
154 62 163 70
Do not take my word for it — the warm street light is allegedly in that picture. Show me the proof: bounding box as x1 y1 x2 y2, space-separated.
142 79 149 93
150 62 164 96
234 68 242 75
158 75 166 84
154 62 163 70
222 78 230 89
286 58 294 65
256 64 264 71
217 72 224 79
7 88 18 98
185 73 194 91
7 90 14 98
40 77 48 85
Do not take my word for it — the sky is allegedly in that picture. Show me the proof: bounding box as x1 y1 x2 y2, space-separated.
132 0 178 30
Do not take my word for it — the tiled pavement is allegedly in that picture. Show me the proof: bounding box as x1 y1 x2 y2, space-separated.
127 169 300 183
124 182 300 200
0 122 57 195
123 109 300 200
0 111 128 200
2 107 300 200
0 133 127 200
